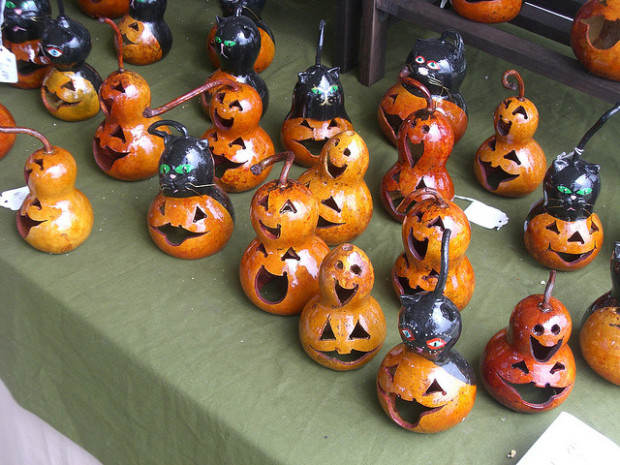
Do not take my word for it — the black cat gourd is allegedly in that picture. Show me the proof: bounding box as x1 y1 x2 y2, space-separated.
118 0 172 65
524 103 620 271
378 30 467 145
147 120 234 259
281 20 353 167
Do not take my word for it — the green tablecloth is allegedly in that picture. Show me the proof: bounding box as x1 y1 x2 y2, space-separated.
1 1 618 463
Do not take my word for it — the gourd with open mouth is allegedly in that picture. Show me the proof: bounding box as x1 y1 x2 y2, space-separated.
524 102 620 271
239 151 330 316
117 0 171 65
481 270 576 413
299 243 386 371
377 229 476 433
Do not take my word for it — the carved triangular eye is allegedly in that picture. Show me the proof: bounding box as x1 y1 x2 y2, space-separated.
328 119 339 128
61 80 76 91
415 178 427 190
257 194 269 210
229 100 243 110
590 221 600 233
300 119 312 129
545 222 560 234
319 320 336 340
424 379 446 396
32 198 42 209
281 248 300 261
568 231 585 244
512 360 530 374
512 105 528 119
321 197 341 213
34 158 44 170
113 82 125 93
159 203 166 215
503 150 521 165
193 207 207 222
229 137 246 149
349 321 370 340
256 242 268 257
129 22 139 31
280 200 297 214
112 126 126 143
550 362 565 374
428 216 445 231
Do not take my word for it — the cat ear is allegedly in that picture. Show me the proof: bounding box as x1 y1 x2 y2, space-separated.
442 30 464 58
552 157 570 172
399 294 419 308
327 67 341 79
298 71 308 84
215 16 223 28
584 162 601 175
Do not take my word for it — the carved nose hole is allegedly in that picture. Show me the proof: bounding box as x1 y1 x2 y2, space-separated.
193 207 207 223
113 82 125 93
343 148 351 157
568 232 585 244
61 80 76 92
428 216 445 231
424 379 446 396
280 200 297 214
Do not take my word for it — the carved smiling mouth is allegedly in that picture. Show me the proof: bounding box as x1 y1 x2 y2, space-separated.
377 382 445 429
213 110 234 130
499 376 568 408
17 213 47 237
316 216 344 229
549 246 595 265
327 159 346 178
259 220 281 239
152 224 207 246
530 336 562 362
255 266 288 304
479 160 519 190
334 280 358 306
42 87 82 110
93 137 130 171
309 346 377 365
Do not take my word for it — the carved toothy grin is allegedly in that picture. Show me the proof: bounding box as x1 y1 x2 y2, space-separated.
309 346 377 365
93 137 130 171
377 382 445 429
499 376 568 408
296 138 328 158
152 224 207 246
258 220 281 239
334 280 358 306
530 336 562 362
479 159 519 190
17 213 47 237
549 246 595 265
212 153 244 179
42 87 82 110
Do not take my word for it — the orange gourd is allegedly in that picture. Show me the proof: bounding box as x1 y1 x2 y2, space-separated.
452 0 522 23
0 104 17 159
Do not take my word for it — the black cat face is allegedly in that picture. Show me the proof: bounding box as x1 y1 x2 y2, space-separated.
398 293 461 361
405 30 466 94
291 64 348 121
543 154 601 221
130 0 166 21
158 138 215 198
214 14 260 73
2 0 51 42
41 15 91 65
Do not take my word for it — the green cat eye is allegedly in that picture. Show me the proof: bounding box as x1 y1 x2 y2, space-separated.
175 164 193 175
576 187 592 195
160 164 170 175
329 85 338 92
6 1 16 8
214 36 222 44
557 185 572 194
223 40 236 47
311 87 321 95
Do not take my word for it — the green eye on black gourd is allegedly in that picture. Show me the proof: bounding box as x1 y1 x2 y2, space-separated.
160 164 170 174
557 186 572 194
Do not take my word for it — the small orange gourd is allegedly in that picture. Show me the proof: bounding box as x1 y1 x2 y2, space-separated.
452 0 522 23
299 243 386 371
75 0 129 18
0 104 17 159
297 130 372 245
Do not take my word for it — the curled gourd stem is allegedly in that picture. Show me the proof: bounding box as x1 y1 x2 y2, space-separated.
540 269 556 312
434 228 452 300
574 101 620 157
0 126 54 154
502 69 525 100
250 151 295 188
316 19 326 66
397 187 447 215
99 17 124 72
144 79 240 118
398 68 434 111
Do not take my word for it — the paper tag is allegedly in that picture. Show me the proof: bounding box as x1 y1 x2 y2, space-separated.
0 46 18 83
517 412 620 464
0 186 29 210
454 195 509 230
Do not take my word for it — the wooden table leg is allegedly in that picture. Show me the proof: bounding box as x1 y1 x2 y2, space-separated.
359 0 390 86
335 0 363 72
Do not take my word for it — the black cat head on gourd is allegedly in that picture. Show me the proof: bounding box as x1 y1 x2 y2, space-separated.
130 0 167 21
41 6 91 66
397 229 462 362
2 0 51 42
214 10 261 75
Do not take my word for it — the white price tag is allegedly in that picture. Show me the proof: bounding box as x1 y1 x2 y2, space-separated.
0 45 18 83
454 195 509 230
0 186 29 210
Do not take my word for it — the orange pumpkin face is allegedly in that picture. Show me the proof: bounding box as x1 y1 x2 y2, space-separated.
41 68 100 121
451 0 522 23
209 83 263 136
99 69 151 119
493 95 539 145
571 0 620 81
299 244 386 370
0 104 17 159
118 15 163 65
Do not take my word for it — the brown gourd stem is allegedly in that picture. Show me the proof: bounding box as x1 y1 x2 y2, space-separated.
541 269 556 312
0 126 54 154
250 151 295 187
98 17 124 72
502 69 524 100
397 71 434 111
396 187 446 215
433 229 451 300
574 101 620 157
144 79 240 118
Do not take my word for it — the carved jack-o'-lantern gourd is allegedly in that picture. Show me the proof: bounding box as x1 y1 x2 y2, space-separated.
146 120 234 259
524 103 620 271
452 0 522 23
240 152 330 315
392 188 474 311
571 0 620 82
580 242 620 385
118 0 172 65
94 18 238 181
381 78 455 223
0 104 17 159
474 69 546 197
299 243 386 371
75 0 129 18
206 0 275 73
378 30 467 146
297 130 373 245
202 82 274 192
378 230 476 433
1 0 52 89
0 126 93 253
40 0 102 121
281 20 353 167
481 271 576 412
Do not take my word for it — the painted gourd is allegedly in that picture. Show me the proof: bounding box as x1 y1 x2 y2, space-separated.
0 104 17 159
75 0 129 18
580 241 620 385
1 0 52 89
571 0 620 82
239 152 330 315
94 18 237 181
206 0 275 73
297 130 372 245
524 103 620 271
392 188 474 311
452 0 522 23
201 8 268 116
380 78 455 223
299 243 386 371
40 0 102 121
481 271 576 412
201 82 274 192
474 69 546 197
378 230 476 433
146 120 234 259
378 30 467 145
0 126 93 253
118 0 172 65
281 20 353 167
